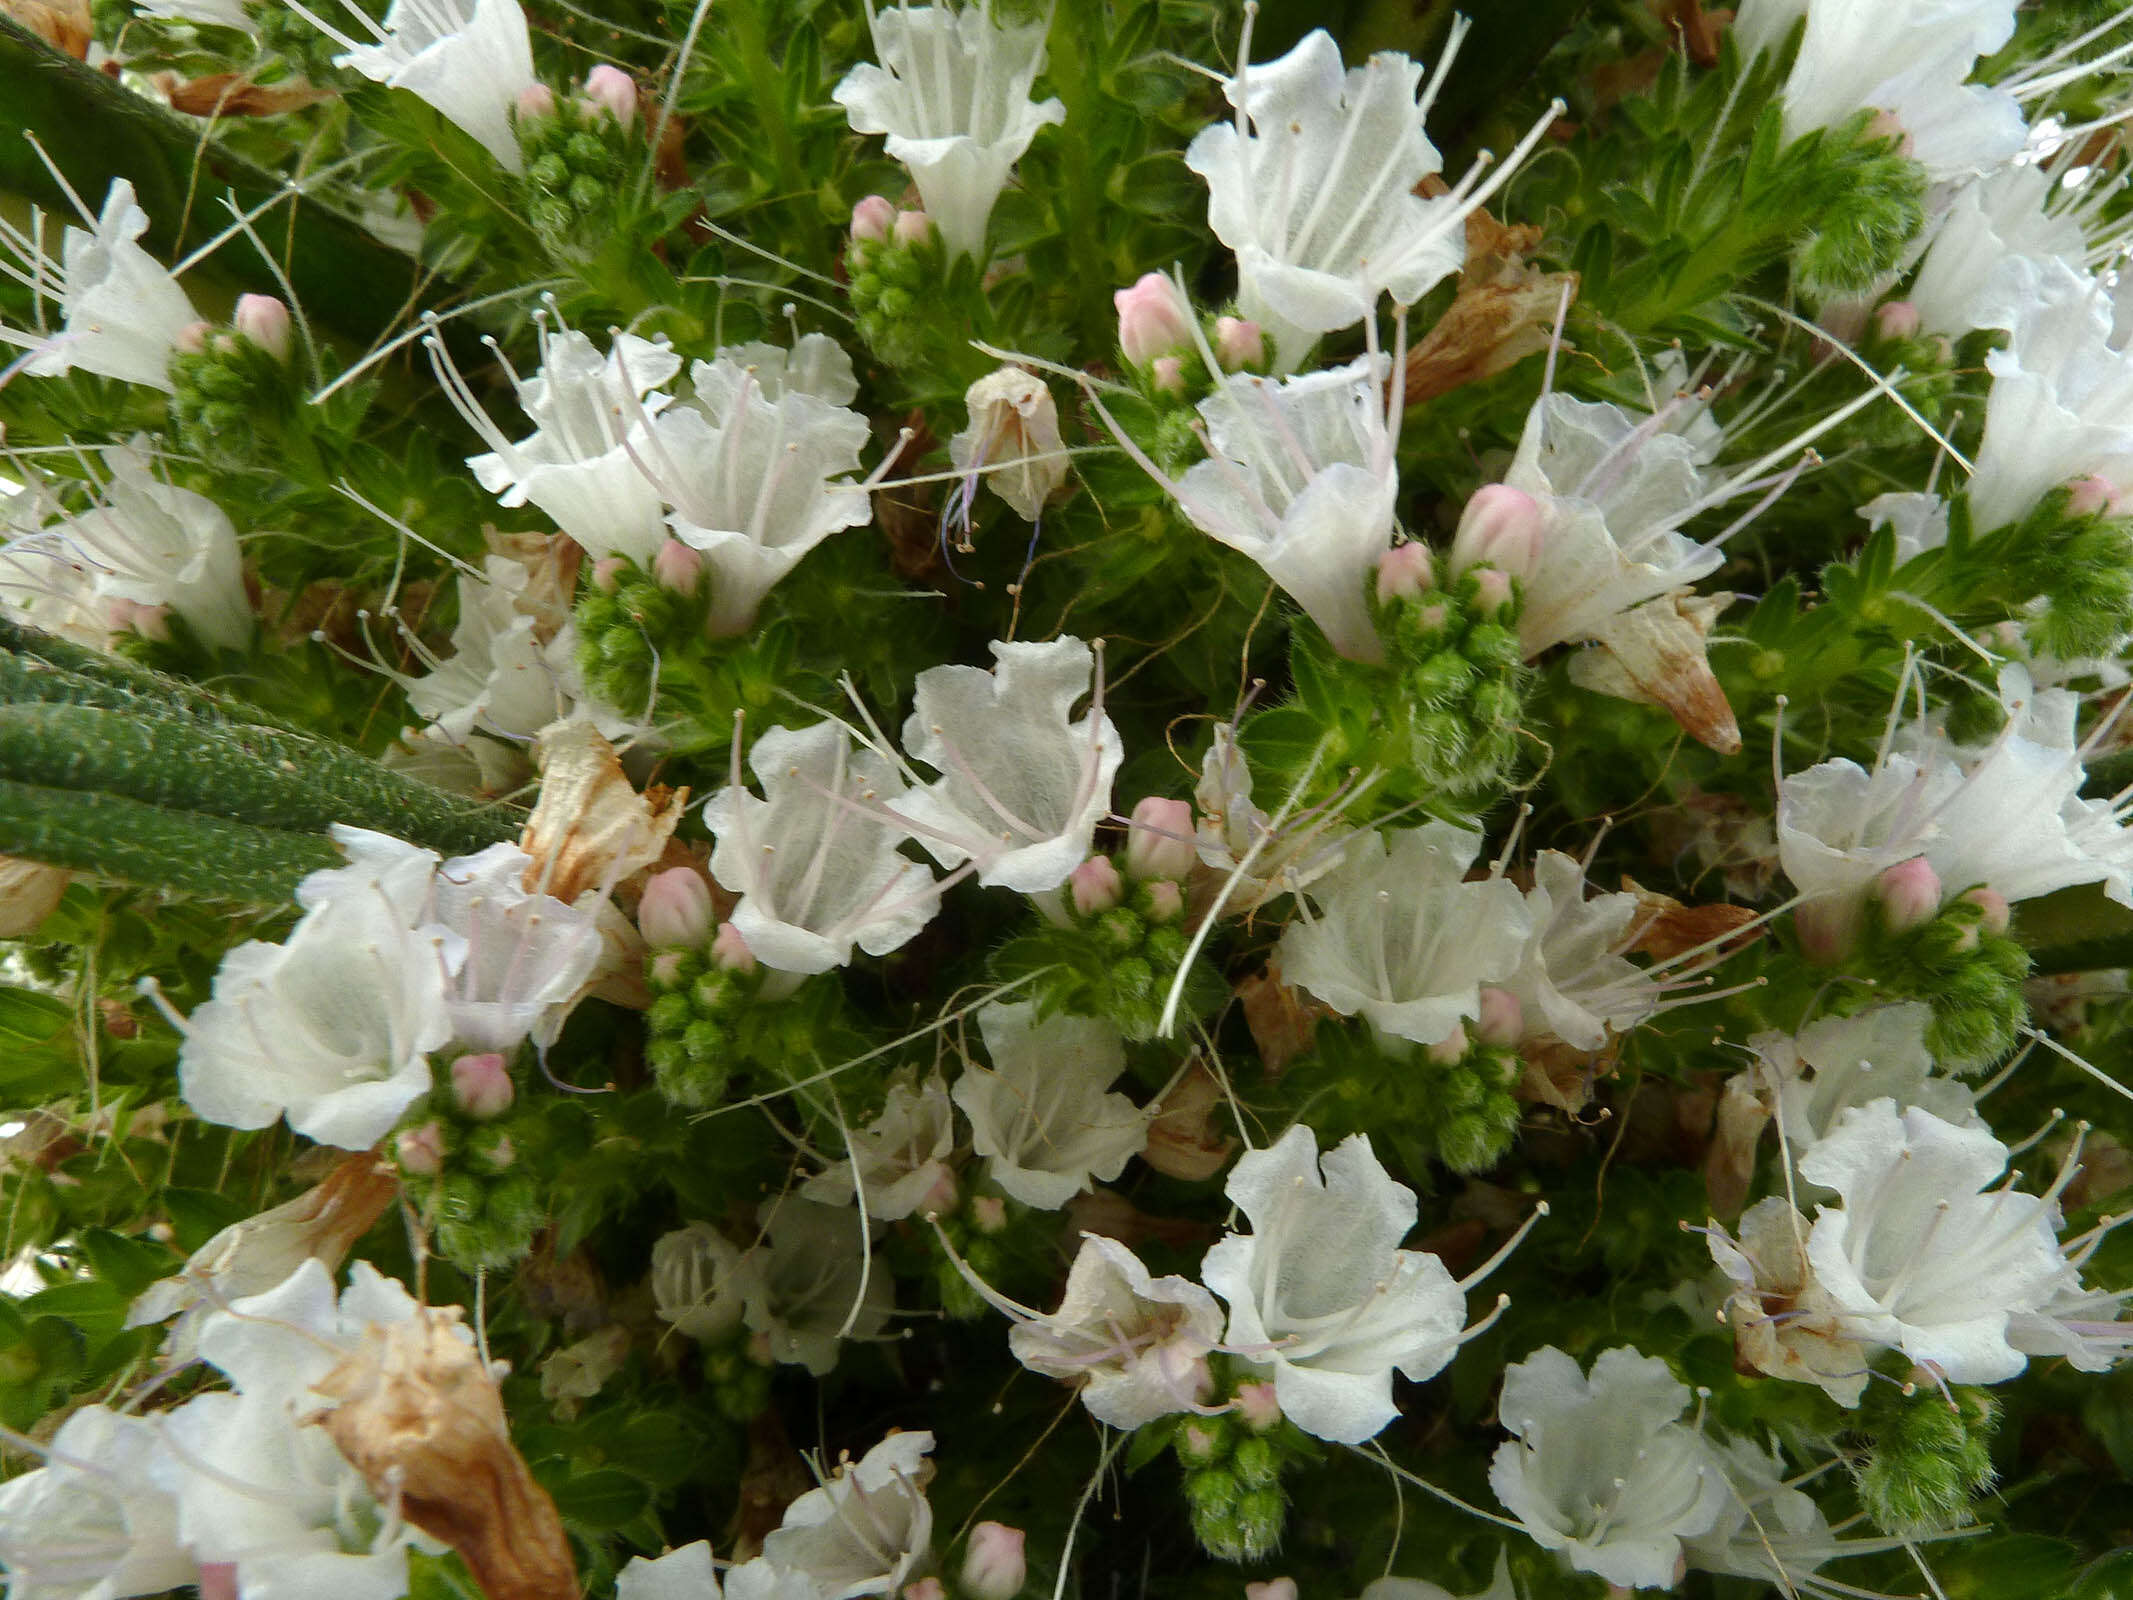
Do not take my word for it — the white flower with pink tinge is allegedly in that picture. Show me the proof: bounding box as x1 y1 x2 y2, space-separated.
0 1405 193 1600
884 637 1123 895
296 0 539 171
802 1072 957 1220
953 1002 1150 1210
1199 1125 1534 1445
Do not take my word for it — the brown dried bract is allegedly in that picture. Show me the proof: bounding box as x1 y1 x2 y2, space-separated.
3 0 89 57
1236 961 1327 1077
313 1313 575 1600
1140 1058 1238 1182
1621 882 1763 963
519 721 686 904
1401 208 1578 407
164 74 335 117
1574 590 1742 754
0 853 69 937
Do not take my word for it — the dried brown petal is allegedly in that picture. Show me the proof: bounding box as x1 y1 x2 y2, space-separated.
2 0 89 57
1620 882 1763 963
1140 1059 1238 1182
1575 590 1742 754
1702 1071 1771 1220
0 854 69 936
519 721 686 904
313 1313 575 1600
1236 962 1327 1076
1402 208 1578 407
165 73 335 116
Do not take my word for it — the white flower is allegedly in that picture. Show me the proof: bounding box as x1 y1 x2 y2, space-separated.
949 366 1067 523
1192 723 1348 907
833 4 1064 262
1859 490 1949 563
1355 1556 1516 1600
1969 255 2133 530
1799 1099 2079 1383
1488 1345 1728 1591
704 722 940 979
744 1196 892 1376
157 1260 451 1600
1159 356 1400 664
177 880 453 1150
802 1073 957 1220
433 317 681 567
0 180 199 391
427 840 605 1050
1505 392 1726 658
1907 165 2086 337
1007 1232 1224 1430
695 335 859 408
742 1430 934 1599
952 1002 1149 1209
1199 1126 1483 1445
617 1542 722 1600
1278 823 1531 1052
0 480 111 648
650 353 875 636
650 1222 760 1342
0 1405 193 1600
1504 851 1662 1051
1733 0 2023 181
1706 1196 1871 1406
885 637 1122 894
39 444 252 652
1185 27 1554 371
1682 1433 1845 1590
136 0 254 28
306 0 539 171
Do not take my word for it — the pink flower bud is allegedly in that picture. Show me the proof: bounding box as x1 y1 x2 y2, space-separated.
851 195 896 244
2069 474 2118 518
916 1164 960 1218
961 1523 1027 1600
450 1052 516 1119
232 294 291 361
892 209 933 247
175 320 211 355
1426 1023 1469 1065
108 598 172 642
581 64 636 122
1961 885 2011 937
198 1565 240 1600
1875 856 1942 934
1150 354 1186 394
1470 566 1516 617
653 537 704 594
1143 879 1184 924
1246 1582 1299 1600
1475 986 1523 1047
1375 541 1435 603
516 83 557 120
649 948 688 986
482 1134 517 1171
1450 483 1546 582
1124 797 1196 882
971 1194 1008 1233
903 1582 946 1600
1415 600 1451 632
1113 272 1194 368
1069 855 1125 915
396 1122 445 1176
1874 300 1920 342
1214 315 1265 371
591 556 626 592
711 920 757 974
639 867 714 949
1234 1380 1281 1431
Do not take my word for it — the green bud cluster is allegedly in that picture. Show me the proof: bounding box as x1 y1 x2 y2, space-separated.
1850 1380 1999 1535
1854 895 2030 1072
393 1063 547 1272
574 562 707 717
1377 567 1530 802
1788 117 1929 302
167 336 296 471
1281 1024 1523 1177
847 227 945 373
517 103 636 262
699 1325 774 1422
644 944 758 1108
996 878 1201 1041
1169 1391 1314 1564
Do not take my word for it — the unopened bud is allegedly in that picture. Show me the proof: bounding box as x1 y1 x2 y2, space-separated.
1143 879 1185 924
515 83 557 121
1069 855 1125 915
1450 483 1546 582
1246 1581 1299 1600
232 294 291 361
1151 354 1186 394
175 320 211 355
1875 856 1942 934
2069 474 2118 518
396 1122 445 1176
892 209 933 247
1426 1023 1469 1065
960 1522 1027 1600
1125 797 1196 882
653 537 704 594
1113 272 1194 368
198 1564 240 1600
903 1581 946 1600
916 1164 959 1217
1961 885 2011 937
580 64 636 121
1469 566 1516 617
970 1194 1008 1233
1475 987 1523 1047
1234 1380 1281 1431
108 598 172 642
648 948 688 987
1214 315 1265 371
851 195 896 244
639 867 714 949
591 556 626 592
1874 300 1921 342
450 1053 516 1120
711 921 756 974
1375 541 1435 603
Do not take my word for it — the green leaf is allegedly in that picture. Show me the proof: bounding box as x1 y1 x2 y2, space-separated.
548 1468 654 1532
